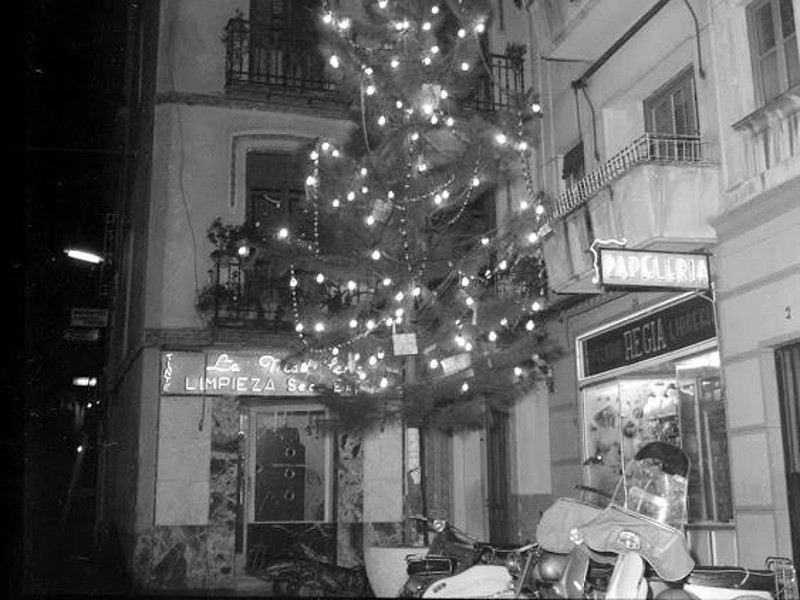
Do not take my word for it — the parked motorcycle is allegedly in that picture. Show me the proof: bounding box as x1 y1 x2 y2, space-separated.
399 515 540 598
536 441 799 600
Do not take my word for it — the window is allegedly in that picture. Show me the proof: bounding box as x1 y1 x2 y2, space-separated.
562 141 585 188
644 67 700 160
748 0 800 105
246 152 310 237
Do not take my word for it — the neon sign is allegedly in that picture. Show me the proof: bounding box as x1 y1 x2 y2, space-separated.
597 248 710 291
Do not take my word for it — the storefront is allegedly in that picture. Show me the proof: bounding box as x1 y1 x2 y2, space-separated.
575 292 736 564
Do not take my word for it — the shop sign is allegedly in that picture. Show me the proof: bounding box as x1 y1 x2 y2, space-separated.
597 248 710 291
161 350 353 397
71 307 109 328
580 294 715 378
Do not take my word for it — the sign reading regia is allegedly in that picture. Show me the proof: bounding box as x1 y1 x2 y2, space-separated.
160 350 355 397
579 294 716 379
597 248 710 291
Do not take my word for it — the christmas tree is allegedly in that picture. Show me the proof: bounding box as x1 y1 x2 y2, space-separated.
204 0 558 434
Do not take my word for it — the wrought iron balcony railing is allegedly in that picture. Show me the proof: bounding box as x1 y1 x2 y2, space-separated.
225 17 336 96
550 133 716 221
224 18 525 112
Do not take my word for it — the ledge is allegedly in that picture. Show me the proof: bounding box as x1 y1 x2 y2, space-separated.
732 83 800 134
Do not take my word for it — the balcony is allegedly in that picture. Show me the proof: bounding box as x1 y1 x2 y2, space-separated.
224 18 525 113
539 133 720 294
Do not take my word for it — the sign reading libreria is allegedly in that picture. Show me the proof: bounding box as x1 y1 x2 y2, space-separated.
161 350 353 396
581 295 715 378
598 248 710 291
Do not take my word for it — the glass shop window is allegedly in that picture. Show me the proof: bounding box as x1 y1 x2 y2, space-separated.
582 350 733 523
250 408 331 523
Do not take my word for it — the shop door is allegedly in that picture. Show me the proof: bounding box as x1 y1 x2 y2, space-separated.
486 408 512 544
775 342 800 565
244 405 334 571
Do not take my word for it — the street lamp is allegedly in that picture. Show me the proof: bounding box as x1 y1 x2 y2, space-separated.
64 248 104 264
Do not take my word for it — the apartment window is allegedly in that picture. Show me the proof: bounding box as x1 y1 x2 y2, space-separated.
562 141 585 188
748 0 800 105
644 68 699 160
246 152 310 237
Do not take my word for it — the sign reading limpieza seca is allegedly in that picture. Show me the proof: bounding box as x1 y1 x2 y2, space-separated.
161 350 353 396
598 248 710 291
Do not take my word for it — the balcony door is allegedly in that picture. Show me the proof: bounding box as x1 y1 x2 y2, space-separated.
644 67 699 160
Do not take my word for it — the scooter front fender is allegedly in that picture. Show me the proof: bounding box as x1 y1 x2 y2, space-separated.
552 544 591 598
421 565 512 598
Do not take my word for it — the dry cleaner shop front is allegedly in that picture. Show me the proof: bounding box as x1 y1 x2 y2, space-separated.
575 291 736 565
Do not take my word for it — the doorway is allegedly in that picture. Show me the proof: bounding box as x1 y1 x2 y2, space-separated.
775 342 800 565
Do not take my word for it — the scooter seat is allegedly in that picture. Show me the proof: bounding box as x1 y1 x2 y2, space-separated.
685 566 775 592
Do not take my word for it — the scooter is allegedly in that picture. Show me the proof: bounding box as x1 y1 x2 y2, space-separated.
399 515 540 598
538 441 799 600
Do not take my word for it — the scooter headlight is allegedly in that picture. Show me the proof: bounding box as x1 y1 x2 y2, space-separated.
618 530 641 550
432 519 446 533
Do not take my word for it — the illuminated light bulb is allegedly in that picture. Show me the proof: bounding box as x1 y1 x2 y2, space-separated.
366 319 376 330
458 28 466 38
434 194 443 205
526 320 535 331
87 402 93 409
315 322 325 332
395 307 404 317
349 319 358 328
532 300 543 312
289 277 298 288
321 142 330 151
535 204 545 215
471 176 480 187
306 174 317 186
514 366 523 377
366 215 376 226
520 200 529 211
455 335 465 347
500 317 509 326
432 46 440 55
77 445 84 453
465 296 474 306
383 277 392 286
347 191 356 201
329 55 340 68
237 245 249 257
395 291 404 301
422 21 432 31
360 167 368 176
361 186 369 194
465 342 473 351
396 100 403 109
461 276 470 287
387 190 395 199
310 150 319 160
475 22 486 33
278 228 289 239
481 237 490 245
366 84 376 95
442 190 450 199
395 19 410 31
517 140 528 151
323 13 333 24
412 286 421 297
332 198 341 208
418 162 428 172
332 149 340 157
495 133 507 145
369 355 377 366
430 115 438 124
391 58 400 69
354 353 361 362
395 315 403 324
422 56 432 66
461 382 469 392
332 347 339 356
316 273 325 283
295 322 305 332
338 18 350 29
371 249 381 260
430 358 439 369
460 61 470 71
531 100 542 114
348 280 357 291
488 331 498 342
378 115 387 126
380 377 389 388
431 5 440 14
378 0 388 7
499 259 508 270
527 231 539 244
365 67 373 75
385 317 394 326
359 371 367 381
411 132 420 141
446 116 454 127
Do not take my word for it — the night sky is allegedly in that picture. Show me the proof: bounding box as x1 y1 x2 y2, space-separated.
21 1 127 594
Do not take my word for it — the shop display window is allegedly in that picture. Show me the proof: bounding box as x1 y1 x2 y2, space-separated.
581 350 733 523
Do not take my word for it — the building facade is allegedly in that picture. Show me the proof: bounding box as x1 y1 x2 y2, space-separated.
524 0 799 567
100 0 536 592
